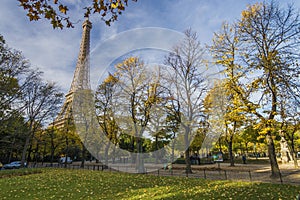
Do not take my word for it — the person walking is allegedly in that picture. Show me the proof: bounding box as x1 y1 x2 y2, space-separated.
242 154 246 164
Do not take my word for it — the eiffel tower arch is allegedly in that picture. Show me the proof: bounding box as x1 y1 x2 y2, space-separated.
53 19 92 129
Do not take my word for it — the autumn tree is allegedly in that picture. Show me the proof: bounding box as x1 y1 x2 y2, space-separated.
146 93 175 164
165 29 207 173
20 75 63 166
238 1 300 178
189 127 206 158
0 34 64 165
211 1 300 178
112 57 170 173
0 35 27 162
205 80 246 167
0 35 32 123
209 22 249 167
19 0 138 29
44 124 63 166
162 100 182 163
95 74 120 166
0 36 59 166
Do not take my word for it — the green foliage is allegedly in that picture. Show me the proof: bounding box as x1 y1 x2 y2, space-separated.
0 114 28 162
0 35 27 121
0 168 299 199
190 129 206 152
0 34 65 164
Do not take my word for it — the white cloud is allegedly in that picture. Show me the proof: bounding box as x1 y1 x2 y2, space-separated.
90 27 184 90
0 0 85 91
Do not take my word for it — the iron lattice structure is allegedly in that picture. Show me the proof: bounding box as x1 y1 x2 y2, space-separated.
53 19 92 129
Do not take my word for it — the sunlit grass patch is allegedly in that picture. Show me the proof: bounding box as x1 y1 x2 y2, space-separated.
0 168 299 199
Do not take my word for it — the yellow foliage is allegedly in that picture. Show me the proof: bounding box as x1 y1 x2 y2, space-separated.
241 3 262 20
259 127 274 135
251 79 261 89
59 4 68 14
115 57 140 73
103 73 118 84
111 2 118 9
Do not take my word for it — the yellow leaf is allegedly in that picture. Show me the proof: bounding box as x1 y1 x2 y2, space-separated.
59 5 68 14
111 2 118 9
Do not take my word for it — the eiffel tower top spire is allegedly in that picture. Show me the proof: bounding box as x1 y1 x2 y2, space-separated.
69 18 92 93
53 19 92 128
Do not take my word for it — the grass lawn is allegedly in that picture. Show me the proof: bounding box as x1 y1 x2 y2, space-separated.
0 168 299 200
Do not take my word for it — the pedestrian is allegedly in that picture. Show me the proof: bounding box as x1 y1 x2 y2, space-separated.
242 154 246 164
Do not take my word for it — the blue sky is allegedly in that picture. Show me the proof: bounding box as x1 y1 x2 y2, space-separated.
0 0 299 93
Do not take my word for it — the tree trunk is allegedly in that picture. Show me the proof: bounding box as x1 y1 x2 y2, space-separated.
112 144 116 164
42 142 46 165
171 132 176 163
8 136 16 163
27 143 33 162
288 137 299 169
64 136 69 168
104 141 111 166
184 127 192 174
33 143 39 166
184 148 192 174
130 136 135 164
155 135 159 164
292 152 299 169
291 152 299 169
228 140 234 167
266 134 281 178
135 137 145 173
50 138 55 167
288 146 299 169
81 144 87 168
21 135 31 167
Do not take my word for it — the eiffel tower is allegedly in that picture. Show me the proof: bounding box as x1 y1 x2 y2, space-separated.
53 19 92 129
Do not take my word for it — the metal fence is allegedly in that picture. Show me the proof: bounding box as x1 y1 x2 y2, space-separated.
27 163 299 185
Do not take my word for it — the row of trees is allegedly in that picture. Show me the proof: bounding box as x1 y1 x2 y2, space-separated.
92 29 208 173
1 1 299 178
0 35 72 166
0 35 100 167
93 1 300 177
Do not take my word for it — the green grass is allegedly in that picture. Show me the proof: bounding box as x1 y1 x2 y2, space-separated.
0 168 42 178
0 168 299 200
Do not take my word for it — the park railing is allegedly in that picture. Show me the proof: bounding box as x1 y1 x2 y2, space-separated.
27 162 299 185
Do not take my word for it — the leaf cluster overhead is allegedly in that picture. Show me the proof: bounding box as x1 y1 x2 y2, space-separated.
18 0 138 29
